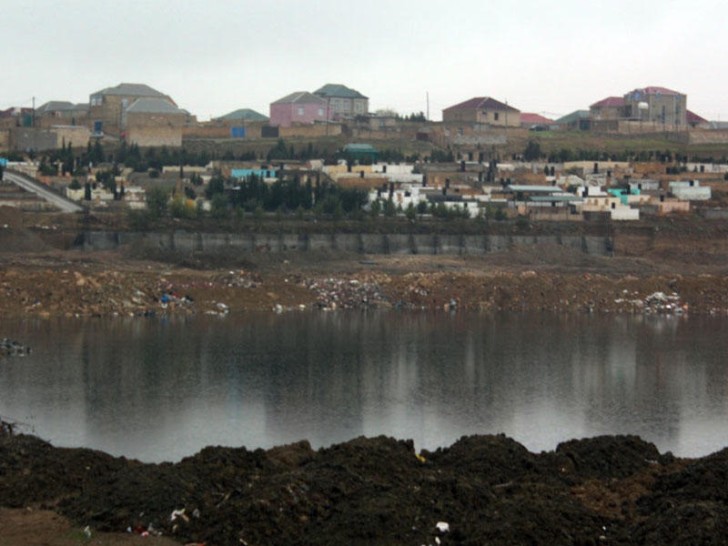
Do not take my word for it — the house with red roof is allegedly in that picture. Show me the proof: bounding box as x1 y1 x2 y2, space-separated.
442 97 520 127
686 110 709 129
520 113 554 129
590 96 626 121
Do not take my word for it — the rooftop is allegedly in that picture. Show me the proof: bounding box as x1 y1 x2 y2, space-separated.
272 91 327 105
91 83 170 100
314 84 367 100
625 86 684 99
591 96 625 109
36 101 74 114
444 97 520 113
216 108 269 122
125 98 186 115
520 113 554 124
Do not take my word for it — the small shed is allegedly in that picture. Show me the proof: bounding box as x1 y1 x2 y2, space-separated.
342 143 379 163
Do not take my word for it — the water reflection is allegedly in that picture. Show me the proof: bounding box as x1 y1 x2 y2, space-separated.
0 312 727 463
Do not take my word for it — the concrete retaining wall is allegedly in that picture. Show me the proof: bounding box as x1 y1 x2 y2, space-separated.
79 230 611 257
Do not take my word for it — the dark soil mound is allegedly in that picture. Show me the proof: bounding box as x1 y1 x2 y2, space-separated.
1 429 726 545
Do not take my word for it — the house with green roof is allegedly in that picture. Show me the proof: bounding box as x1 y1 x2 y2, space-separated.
215 108 269 123
342 143 378 163
555 110 591 131
314 84 369 120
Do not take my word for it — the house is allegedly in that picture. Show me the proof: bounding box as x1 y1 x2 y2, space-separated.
213 108 269 138
669 180 711 201
89 83 175 137
269 92 328 127
35 101 89 128
590 97 626 121
0 107 33 129
442 97 520 127
215 109 269 123
520 113 554 129
622 86 687 128
686 110 709 129
555 110 591 131
123 98 192 147
314 84 369 120
342 143 378 163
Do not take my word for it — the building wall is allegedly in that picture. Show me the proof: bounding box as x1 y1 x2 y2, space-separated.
52 125 91 149
125 125 182 147
183 121 266 140
442 108 478 123
624 93 687 128
270 102 328 127
10 128 61 151
326 97 369 119
278 123 342 138
590 105 624 121
477 109 520 127
443 107 520 127
89 95 126 136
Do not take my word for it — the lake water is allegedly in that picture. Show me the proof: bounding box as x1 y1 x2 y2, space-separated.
1 311 727 463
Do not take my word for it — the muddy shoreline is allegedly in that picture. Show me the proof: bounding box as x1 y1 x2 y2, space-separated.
3 211 728 543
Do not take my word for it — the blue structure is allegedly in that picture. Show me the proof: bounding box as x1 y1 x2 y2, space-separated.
0 158 7 167
231 168 278 179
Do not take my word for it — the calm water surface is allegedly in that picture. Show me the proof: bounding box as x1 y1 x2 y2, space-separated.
1 311 727 463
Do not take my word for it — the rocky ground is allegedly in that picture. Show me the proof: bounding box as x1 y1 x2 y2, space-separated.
2 207 728 544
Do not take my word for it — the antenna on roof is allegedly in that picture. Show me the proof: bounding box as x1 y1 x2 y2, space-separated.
426 92 430 121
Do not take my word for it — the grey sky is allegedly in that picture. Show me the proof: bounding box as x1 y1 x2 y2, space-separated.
2 0 726 121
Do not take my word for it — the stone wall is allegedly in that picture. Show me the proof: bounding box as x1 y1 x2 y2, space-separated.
79 230 612 256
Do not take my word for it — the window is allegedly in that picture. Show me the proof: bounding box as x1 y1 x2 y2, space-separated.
494 112 500 121
318 108 324 116
297 107 304 116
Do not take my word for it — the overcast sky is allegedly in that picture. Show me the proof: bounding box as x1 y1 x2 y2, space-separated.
2 0 726 121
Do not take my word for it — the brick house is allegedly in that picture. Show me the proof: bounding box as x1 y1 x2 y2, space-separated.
590 97 626 121
622 86 687 128
314 84 368 120
442 97 520 127
35 101 89 129
89 83 175 137
269 92 328 127
124 98 192 147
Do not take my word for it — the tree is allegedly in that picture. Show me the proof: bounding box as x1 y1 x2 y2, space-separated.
383 198 397 217
369 199 382 218
405 202 416 221
145 186 169 219
205 175 226 200
267 138 289 161
210 193 229 219
523 140 542 161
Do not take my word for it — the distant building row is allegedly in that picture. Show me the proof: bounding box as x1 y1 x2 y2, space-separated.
0 81 718 153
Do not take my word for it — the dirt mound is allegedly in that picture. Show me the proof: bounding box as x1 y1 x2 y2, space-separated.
3 428 727 545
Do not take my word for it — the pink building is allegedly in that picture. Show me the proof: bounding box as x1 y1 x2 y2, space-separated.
269 92 328 127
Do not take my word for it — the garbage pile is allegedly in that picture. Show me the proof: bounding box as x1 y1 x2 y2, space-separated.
613 290 687 315
214 270 262 289
0 338 31 357
303 276 389 310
